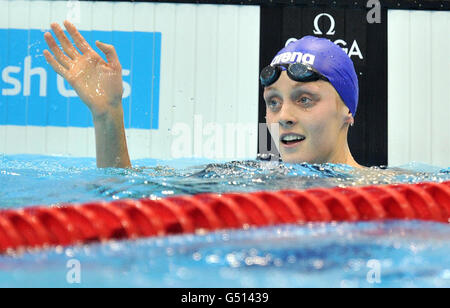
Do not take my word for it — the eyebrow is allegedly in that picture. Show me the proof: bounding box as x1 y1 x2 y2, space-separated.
263 87 281 98
264 86 320 101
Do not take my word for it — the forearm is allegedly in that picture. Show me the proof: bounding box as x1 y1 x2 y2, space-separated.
93 104 131 168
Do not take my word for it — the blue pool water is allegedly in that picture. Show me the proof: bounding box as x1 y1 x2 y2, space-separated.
0 154 449 287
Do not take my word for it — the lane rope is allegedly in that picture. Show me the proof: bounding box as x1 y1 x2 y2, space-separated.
0 181 449 253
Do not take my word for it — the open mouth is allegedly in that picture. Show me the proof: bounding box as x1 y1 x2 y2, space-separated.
280 133 306 147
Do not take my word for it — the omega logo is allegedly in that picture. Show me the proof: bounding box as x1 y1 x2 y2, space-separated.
313 13 336 36
285 13 364 60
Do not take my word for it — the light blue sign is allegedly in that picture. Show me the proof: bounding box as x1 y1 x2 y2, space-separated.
0 29 161 129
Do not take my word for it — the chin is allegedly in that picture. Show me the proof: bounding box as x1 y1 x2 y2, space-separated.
280 151 327 164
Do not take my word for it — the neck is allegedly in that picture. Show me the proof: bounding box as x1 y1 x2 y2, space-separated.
328 139 364 168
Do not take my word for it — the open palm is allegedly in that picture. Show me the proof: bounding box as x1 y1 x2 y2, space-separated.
43 20 123 117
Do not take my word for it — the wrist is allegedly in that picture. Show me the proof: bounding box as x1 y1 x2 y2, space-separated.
92 102 124 123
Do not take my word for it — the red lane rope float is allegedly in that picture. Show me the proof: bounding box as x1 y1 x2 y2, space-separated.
193 193 249 229
307 188 360 221
110 199 164 237
278 190 332 222
332 187 386 220
0 180 449 253
361 185 417 219
416 182 450 218
252 191 306 223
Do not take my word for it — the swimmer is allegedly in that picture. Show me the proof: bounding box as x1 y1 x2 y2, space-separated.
43 20 364 169
261 36 363 168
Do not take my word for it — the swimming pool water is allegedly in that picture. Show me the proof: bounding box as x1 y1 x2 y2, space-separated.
0 154 449 287
2 154 449 209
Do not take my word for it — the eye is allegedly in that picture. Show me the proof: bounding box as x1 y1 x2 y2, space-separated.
266 99 281 110
298 97 313 105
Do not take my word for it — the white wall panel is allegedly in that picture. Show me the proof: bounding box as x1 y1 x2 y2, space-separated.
151 3 177 159
0 1 260 160
388 10 450 167
410 11 432 163
430 11 450 167
215 5 239 160
236 6 259 159
171 4 197 158
193 5 219 159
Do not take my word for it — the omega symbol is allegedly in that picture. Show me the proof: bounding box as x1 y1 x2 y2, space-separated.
313 13 336 36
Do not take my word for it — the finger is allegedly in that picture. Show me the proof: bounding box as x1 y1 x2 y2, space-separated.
44 32 71 69
95 41 121 69
43 49 67 78
50 22 79 59
63 20 92 54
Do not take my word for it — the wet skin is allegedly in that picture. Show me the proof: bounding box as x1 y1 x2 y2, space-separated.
43 20 131 168
264 71 363 168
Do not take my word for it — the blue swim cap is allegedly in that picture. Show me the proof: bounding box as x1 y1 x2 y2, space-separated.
270 36 359 116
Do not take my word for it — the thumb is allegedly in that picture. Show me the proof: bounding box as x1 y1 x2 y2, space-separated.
95 40 120 68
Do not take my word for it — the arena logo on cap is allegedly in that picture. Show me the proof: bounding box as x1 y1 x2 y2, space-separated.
270 52 316 66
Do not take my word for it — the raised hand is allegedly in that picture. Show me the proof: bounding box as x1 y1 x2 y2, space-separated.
43 20 131 168
43 20 123 118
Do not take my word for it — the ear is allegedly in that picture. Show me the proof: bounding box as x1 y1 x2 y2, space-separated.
344 111 354 127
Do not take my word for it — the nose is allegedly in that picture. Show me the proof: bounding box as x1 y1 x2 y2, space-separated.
279 119 295 128
278 104 297 128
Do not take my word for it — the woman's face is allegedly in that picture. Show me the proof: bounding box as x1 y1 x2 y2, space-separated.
264 71 352 164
